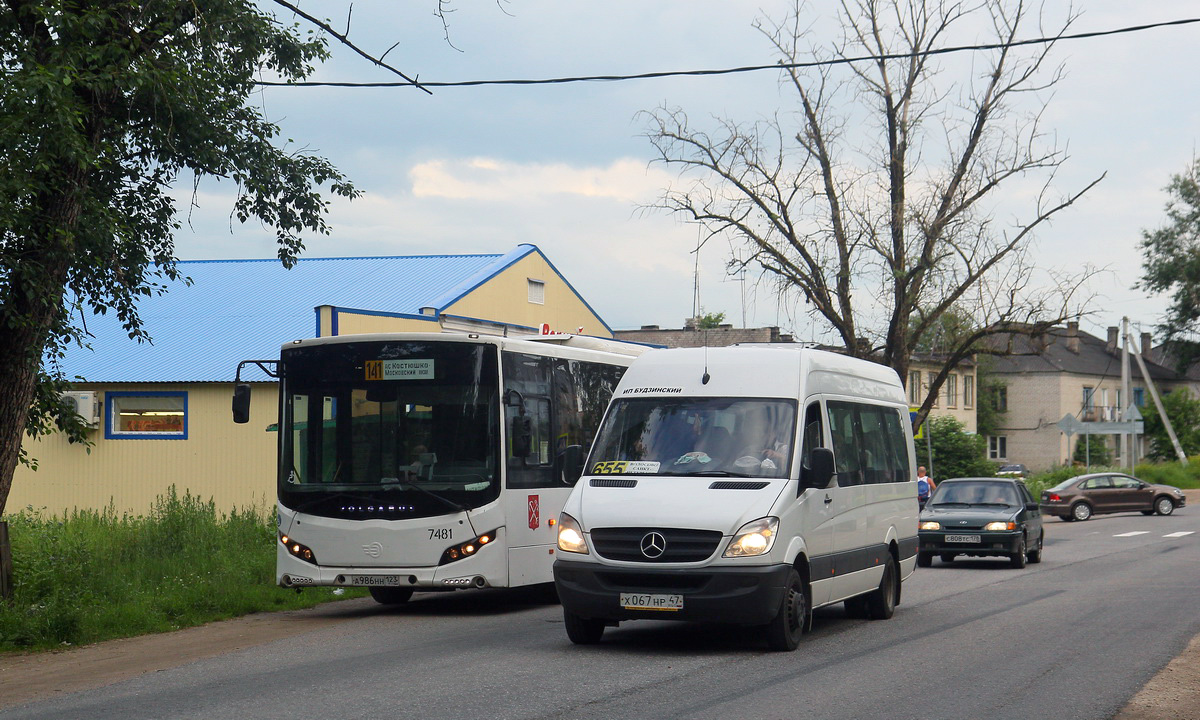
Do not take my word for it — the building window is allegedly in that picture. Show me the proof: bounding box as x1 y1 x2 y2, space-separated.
996 385 1007 412
907 371 922 406
927 372 939 408
964 375 975 409
105 391 188 439
1133 387 1146 407
527 278 545 305
946 374 957 408
988 435 1007 461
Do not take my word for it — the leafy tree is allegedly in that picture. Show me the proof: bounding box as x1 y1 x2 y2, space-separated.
1141 388 1200 462
1072 435 1113 467
644 0 1101 434
696 311 726 329
0 1 429 518
915 416 995 481
974 359 1006 439
1140 158 1200 367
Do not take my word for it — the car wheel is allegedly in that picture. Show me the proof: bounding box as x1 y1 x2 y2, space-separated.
916 552 933 568
1010 535 1027 569
865 555 899 620
766 566 810 651
368 586 414 605
1155 497 1176 516
1071 502 1093 521
940 553 956 563
1026 531 1043 564
563 609 606 644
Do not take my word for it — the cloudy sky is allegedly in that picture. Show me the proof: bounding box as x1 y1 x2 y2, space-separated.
180 1 1200 343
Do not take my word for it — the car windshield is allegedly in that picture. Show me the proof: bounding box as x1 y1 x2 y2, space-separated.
587 397 797 478
929 480 1020 506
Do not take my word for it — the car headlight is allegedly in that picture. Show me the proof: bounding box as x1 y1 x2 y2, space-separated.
723 517 779 558
919 521 941 531
983 521 1017 531
556 513 589 554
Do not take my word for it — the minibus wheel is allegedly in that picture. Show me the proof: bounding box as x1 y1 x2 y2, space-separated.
865 556 898 620
766 567 810 651
563 609 605 644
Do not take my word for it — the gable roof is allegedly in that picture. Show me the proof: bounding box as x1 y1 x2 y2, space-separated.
986 326 1185 383
59 244 581 383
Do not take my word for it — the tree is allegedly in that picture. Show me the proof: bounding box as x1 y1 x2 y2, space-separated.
915 416 994 480
644 0 1101 433
0 1 427 519
1140 158 1200 369
695 310 726 329
1141 388 1200 462
1072 434 1113 467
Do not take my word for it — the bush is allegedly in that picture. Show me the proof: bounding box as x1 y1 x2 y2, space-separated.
0 487 363 651
916 415 997 480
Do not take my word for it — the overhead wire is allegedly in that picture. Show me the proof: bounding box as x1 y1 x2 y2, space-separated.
254 16 1200 89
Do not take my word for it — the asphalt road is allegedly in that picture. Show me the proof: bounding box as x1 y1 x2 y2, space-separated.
2 508 1198 720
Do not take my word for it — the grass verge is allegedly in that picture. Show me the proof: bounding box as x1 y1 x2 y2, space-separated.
0 487 365 652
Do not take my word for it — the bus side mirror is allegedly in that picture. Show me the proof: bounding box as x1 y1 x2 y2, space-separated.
805 448 835 490
556 445 584 485
232 384 252 424
511 415 532 458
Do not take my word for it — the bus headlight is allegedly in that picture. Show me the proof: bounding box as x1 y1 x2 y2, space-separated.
439 530 499 565
723 517 779 558
280 532 317 565
557 514 589 554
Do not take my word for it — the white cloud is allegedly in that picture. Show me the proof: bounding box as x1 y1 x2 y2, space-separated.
410 157 672 203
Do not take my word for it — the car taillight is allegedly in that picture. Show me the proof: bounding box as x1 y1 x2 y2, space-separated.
1047 493 1061 502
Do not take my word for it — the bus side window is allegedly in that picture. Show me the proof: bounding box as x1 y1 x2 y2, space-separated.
503 352 553 489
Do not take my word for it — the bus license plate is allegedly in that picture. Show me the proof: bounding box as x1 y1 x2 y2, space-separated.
620 593 683 611
945 535 981 543
349 575 404 586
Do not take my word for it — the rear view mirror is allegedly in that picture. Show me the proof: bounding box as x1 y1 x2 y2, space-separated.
806 448 836 489
511 415 532 458
232 384 252 424
556 445 585 485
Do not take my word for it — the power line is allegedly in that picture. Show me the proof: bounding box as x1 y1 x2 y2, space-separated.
255 16 1200 90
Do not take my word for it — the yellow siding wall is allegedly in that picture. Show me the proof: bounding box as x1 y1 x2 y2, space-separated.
331 312 439 336
444 253 610 337
11 384 278 517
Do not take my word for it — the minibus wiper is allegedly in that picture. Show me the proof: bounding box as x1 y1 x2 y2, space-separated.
691 470 754 478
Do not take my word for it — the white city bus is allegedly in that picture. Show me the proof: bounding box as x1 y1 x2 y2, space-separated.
233 332 647 604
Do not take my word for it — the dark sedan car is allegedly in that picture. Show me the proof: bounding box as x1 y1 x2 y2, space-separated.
1039 472 1186 521
917 477 1043 568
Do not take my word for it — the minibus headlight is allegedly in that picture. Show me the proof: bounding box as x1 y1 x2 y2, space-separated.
918 521 941 531
723 517 779 558
557 514 589 555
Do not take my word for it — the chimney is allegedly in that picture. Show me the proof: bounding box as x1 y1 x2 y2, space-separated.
1107 326 1119 353
1142 331 1153 357
1066 321 1080 353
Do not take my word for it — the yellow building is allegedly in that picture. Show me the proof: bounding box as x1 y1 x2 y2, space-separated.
15 245 613 516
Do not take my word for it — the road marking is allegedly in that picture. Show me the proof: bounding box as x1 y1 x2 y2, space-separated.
1163 531 1195 538
1113 531 1150 537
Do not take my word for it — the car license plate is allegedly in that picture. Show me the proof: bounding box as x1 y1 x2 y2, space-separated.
945 534 981 543
620 593 683 611
348 574 404 586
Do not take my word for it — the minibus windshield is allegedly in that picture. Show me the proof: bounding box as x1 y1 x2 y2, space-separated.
588 397 797 478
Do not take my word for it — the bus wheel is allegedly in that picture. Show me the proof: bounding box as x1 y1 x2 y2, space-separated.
563 609 605 644
369 587 414 605
766 567 810 651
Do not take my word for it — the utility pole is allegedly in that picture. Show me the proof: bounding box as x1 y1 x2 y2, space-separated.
1121 317 1132 471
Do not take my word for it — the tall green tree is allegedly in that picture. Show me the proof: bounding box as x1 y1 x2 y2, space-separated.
1141 158 1200 368
0 1 399 517
1141 388 1200 462
915 416 995 481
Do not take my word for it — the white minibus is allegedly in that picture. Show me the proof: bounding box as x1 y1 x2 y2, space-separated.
553 345 919 650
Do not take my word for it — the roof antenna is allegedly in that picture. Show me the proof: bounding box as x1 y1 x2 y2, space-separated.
702 334 711 384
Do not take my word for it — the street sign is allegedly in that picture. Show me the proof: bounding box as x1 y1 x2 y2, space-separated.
1057 414 1083 437
1057 413 1142 436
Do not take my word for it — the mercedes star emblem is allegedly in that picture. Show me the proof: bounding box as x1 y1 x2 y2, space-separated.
640 531 667 559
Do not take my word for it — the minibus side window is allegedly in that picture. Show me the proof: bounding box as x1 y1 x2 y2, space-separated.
798 402 824 493
827 401 863 487
881 408 910 483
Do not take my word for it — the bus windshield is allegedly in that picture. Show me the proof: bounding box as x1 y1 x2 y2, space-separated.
588 397 798 478
280 340 500 519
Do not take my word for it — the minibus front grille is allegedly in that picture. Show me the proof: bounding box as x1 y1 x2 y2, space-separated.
590 527 723 563
590 478 639 488
708 481 769 490
593 571 709 592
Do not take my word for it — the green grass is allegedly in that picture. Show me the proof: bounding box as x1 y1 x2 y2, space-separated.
0 487 365 652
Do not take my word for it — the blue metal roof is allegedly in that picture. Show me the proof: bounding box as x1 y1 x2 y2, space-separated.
61 250 522 383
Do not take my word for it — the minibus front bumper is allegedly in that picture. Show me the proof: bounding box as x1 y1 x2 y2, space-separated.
553 559 792 625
